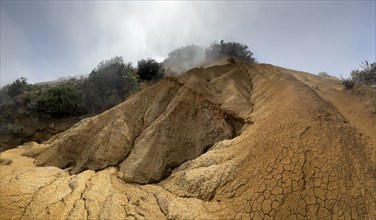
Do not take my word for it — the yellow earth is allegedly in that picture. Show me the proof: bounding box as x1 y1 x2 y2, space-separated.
1 61 375 219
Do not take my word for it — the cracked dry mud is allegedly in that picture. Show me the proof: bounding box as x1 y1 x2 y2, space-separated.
1 62 375 219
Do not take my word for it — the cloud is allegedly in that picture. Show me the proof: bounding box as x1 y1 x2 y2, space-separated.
0 8 32 87
1 1 375 86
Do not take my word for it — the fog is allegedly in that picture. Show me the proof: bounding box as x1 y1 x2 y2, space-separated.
163 45 205 75
1 1 375 86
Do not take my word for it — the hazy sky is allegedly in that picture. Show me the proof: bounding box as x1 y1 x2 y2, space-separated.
1 1 375 86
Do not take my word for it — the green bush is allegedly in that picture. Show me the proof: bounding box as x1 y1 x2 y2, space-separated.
137 58 164 81
7 77 30 98
341 61 376 89
0 86 9 103
83 57 139 112
37 86 85 117
341 78 355 89
350 61 376 87
205 40 256 63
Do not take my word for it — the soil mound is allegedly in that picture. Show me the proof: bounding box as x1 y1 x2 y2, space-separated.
30 63 252 184
1 62 375 219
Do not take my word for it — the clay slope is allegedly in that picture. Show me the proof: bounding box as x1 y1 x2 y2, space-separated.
1 62 375 219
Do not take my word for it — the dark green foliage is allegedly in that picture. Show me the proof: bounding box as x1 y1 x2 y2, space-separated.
7 77 30 97
83 57 140 112
350 61 376 87
37 86 85 117
341 78 355 89
0 56 142 150
137 58 164 81
205 40 256 63
95 56 124 71
228 57 236 64
0 86 9 103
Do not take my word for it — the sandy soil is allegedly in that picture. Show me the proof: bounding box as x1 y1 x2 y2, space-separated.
1 61 375 219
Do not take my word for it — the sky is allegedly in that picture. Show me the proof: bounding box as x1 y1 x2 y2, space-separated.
1 1 375 86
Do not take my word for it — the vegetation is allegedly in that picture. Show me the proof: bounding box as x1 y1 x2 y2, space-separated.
318 72 330 78
37 86 85 117
350 61 376 87
83 57 139 112
1 56 141 118
342 61 376 89
0 56 143 150
205 40 256 63
0 41 256 150
137 58 164 81
163 45 205 73
6 77 31 98
341 78 355 89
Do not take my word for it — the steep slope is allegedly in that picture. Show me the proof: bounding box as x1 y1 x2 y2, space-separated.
1 62 375 219
30 63 251 184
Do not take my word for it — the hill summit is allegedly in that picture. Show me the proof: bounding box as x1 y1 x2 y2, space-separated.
1 60 375 219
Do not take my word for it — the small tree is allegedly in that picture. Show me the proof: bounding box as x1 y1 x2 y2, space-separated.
163 45 205 73
318 72 330 78
137 58 164 81
82 57 139 113
95 56 124 71
341 78 355 89
7 77 30 97
205 40 256 63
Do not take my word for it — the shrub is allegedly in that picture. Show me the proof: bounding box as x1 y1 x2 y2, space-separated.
341 61 376 89
83 57 139 112
205 40 256 63
0 86 9 103
163 45 205 74
350 61 376 87
318 72 329 77
137 58 164 81
95 56 124 71
37 86 85 117
341 78 355 89
7 77 30 97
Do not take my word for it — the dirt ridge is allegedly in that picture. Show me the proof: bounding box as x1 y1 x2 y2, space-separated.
1 62 375 219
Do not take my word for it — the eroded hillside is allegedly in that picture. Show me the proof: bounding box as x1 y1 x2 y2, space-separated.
1 62 375 219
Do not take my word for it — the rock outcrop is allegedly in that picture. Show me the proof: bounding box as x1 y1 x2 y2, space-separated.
1 62 375 219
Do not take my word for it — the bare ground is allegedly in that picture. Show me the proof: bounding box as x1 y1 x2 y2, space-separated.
1 61 375 219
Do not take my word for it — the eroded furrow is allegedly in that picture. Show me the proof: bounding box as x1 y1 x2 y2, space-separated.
1 62 375 219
